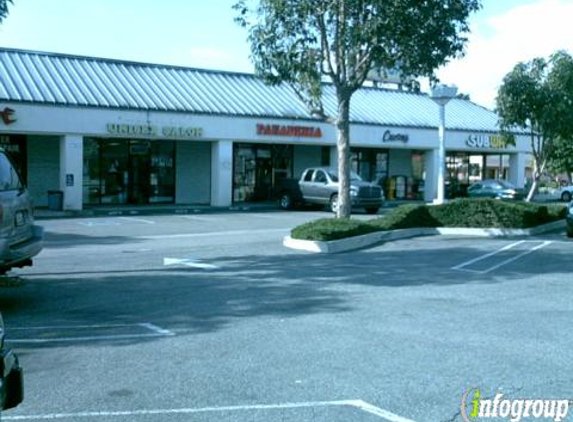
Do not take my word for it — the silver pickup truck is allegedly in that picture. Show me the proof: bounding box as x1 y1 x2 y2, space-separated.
275 167 385 214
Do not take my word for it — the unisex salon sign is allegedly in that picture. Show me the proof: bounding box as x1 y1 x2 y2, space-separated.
106 123 203 139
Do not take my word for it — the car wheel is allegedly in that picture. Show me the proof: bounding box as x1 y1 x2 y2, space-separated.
561 191 572 202
329 194 339 213
365 207 379 215
278 192 293 210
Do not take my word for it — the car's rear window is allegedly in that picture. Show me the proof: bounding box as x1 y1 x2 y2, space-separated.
0 152 22 192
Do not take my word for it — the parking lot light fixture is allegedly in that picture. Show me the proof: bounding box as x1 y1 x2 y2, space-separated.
430 84 458 205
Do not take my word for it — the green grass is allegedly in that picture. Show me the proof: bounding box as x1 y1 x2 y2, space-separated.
291 199 567 241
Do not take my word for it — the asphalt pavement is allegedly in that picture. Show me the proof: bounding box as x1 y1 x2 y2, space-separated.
0 211 572 422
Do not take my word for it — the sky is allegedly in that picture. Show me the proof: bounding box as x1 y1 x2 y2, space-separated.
0 0 572 109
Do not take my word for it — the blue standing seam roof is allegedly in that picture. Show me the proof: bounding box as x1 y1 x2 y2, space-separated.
0 48 502 132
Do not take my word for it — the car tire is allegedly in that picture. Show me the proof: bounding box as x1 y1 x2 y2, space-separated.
329 194 339 213
278 192 293 210
365 207 379 215
561 191 572 202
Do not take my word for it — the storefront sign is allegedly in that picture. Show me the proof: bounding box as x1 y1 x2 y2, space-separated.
0 107 16 125
466 134 509 149
382 130 409 143
256 123 322 138
0 136 21 153
106 123 203 139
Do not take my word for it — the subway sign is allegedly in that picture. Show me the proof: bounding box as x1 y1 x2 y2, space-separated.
466 134 511 149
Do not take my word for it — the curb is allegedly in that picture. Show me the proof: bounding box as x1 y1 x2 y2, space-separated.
283 219 566 254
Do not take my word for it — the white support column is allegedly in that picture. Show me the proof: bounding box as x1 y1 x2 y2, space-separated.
424 149 439 203
509 153 527 188
329 146 338 168
59 135 83 211
211 140 233 207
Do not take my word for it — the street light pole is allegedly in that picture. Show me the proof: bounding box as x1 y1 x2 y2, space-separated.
430 84 457 205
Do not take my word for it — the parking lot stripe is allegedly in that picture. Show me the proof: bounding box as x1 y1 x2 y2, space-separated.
6 322 175 344
6 333 171 344
2 399 418 421
452 240 552 274
140 228 289 239
138 322 175 336
451 240 525 271
118 217 155 224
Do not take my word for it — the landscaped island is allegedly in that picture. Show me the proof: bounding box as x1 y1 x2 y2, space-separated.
291 199 567 242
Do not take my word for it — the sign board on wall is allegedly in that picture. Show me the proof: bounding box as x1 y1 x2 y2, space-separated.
466 134 511 149
256 123 322 138
382 130 409 143
0 107 16 125
106 123 203 139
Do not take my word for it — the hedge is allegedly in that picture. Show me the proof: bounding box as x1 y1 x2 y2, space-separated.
291 199 567 241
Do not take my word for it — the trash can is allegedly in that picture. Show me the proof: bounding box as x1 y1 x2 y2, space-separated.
47 190 63 211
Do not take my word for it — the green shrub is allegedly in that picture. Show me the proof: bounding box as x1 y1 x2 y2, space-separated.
290 199 566 241
290 218 379 241
370 204 441 230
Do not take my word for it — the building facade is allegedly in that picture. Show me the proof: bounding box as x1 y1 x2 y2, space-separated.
0 48 530 210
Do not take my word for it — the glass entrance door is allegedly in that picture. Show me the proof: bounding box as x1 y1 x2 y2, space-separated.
83 139 175 206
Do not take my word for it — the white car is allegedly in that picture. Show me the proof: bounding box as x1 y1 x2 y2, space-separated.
558 185 573 202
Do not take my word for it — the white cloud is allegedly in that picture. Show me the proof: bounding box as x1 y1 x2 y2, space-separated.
437 0 573 109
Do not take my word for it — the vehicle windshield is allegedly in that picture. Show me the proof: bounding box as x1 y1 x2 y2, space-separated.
497 180 517 189
326 170 362 182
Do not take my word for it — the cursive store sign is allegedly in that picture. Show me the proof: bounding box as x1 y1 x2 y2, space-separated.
382 129 409 143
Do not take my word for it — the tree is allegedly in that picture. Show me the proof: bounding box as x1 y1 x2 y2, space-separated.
0 0 12 24
496 51 573 201
235 0 481 217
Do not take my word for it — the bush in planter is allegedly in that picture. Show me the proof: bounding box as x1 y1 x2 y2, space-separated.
370 204 440 230
291 218 379 241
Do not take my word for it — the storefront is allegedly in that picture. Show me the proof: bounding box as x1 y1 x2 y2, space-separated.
83 138 175 205
0 48 532 211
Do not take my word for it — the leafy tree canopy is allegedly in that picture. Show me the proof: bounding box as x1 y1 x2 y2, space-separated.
235 0 481 117
0 0 12 25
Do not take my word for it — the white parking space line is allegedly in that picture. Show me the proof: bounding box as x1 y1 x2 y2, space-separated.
140 228 289 240
452 240 552 274
137 322 175 336
77 220 120 227
118 216 155 224
178 215 217 222
6 322 175 344
3 399 418 421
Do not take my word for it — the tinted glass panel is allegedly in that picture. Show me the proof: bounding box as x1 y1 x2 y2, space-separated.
0 153 22 191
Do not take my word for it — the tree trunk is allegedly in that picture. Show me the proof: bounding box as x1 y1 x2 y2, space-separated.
525 157 546 202
336 94 351 218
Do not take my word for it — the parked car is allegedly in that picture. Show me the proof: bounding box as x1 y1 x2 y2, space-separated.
567 201 573 238
0 150 43 274
558 185 573 202
0 313 23 413
274 167 385 214
467 179 524 200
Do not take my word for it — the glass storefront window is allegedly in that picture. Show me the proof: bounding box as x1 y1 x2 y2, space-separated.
350 147 388 186
0 135 27 183
83 138 175 205
233 143 293 203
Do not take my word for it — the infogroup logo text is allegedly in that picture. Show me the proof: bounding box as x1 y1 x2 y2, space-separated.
461 388 569 422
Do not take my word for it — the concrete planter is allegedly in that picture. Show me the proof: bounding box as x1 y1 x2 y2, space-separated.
283 219 566 254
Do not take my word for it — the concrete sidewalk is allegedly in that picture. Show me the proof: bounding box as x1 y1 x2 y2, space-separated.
33 200 423 220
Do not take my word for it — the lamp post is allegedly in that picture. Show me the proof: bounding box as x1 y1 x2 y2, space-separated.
430 84 458 205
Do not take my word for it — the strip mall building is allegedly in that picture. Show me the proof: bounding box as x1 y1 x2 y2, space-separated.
0 48 530 211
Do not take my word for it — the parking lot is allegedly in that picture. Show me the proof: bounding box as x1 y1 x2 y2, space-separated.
1 211 572 422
